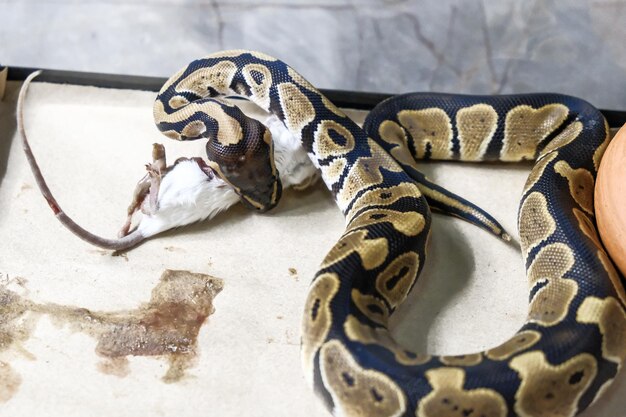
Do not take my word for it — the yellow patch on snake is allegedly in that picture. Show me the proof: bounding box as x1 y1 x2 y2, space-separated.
397 108 453 159
573 208 602 249
554 161 594 214
181 120 207 138
241 195 266 210
524 244 577 329
262 128 272 145
375 251 420 309
277 82 315 136
153 100 168 125
417 368 507 417
346 182 422 222
347 208 425 237
351 289 389 325
485 330 541 361
285 66 345 118
577 296 626 364
321 229 388 270
242 63 272 110
209 102 244 145
287 67 317 92
344 315 429 366
160 130 182 140
154 101 243 145
337 143 404 211
501 104 569 161
597 250 626 306
425 228 433 259
168 95 189 109
284 68 345 119
510 351 597 417
174 60 238 96
313 120 355 159
301 273 340 386
527 243 575 287
519 192 556 257
378 120 420 170
593 119 611 171
538 121 583 159
320 157 347 186
320 339 407 417
439 354 483 366
523 152 558 194
528 279 578 326
456 104 498 161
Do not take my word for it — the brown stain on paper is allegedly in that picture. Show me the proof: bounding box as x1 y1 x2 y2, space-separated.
16 183 33 198
0 361 21 402
288 267 299 281
0 269 223 402
0 278 37 403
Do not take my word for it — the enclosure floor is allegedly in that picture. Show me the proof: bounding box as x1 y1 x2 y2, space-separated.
0 80 624 416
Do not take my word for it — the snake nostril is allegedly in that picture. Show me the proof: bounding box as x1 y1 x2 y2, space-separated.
370 388 384 402
341 372 355 387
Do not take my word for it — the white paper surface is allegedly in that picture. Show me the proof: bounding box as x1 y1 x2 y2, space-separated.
0 81 623 417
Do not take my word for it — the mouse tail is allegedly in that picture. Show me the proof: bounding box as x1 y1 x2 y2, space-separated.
17 70 145 251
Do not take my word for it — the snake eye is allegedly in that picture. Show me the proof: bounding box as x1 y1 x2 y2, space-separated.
568 370 585 385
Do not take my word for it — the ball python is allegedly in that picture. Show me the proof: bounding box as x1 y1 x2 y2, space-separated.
18 51 626 417
151 50 626 417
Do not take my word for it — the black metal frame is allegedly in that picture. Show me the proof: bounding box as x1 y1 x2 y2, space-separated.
6 66 626 127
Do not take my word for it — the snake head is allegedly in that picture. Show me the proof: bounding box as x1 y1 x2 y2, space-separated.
118 114 319 243
119 143 240 239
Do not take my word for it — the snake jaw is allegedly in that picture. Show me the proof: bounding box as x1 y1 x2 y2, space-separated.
119 146 240 239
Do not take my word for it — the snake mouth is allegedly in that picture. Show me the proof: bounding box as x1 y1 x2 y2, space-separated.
119 143 235 240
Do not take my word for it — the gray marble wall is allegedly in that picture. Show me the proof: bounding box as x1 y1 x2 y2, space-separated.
2 0 626 108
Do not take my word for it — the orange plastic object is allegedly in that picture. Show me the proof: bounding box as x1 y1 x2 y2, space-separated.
595 125 626 276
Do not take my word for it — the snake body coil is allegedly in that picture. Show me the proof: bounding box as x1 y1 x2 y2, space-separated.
155 51 626 417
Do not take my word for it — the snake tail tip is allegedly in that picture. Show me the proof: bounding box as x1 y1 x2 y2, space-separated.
501 233 512 242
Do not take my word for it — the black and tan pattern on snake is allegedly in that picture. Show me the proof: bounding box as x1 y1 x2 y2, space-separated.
19 51 626 416
148 50 626 417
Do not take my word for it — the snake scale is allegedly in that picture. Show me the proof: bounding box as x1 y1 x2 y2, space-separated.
19 50 626 416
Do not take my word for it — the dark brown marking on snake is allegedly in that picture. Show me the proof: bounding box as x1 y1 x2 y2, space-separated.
0 269 223 399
